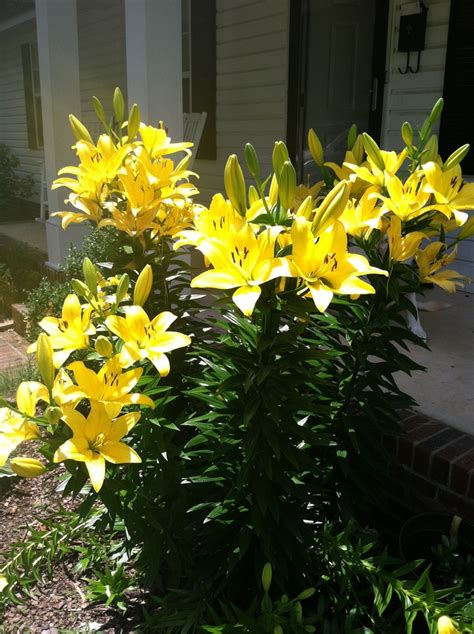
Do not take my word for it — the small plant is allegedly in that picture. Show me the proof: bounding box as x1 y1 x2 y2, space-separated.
86 564 134 613
0 263 18 311
0 144 35 211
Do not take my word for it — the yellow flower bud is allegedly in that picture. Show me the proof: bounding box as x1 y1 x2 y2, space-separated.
401 121 414 147
224 154 247 217
36 333 55 389
362 133 385 171
69 114 93 144
127 103 141 140
458 215 474 241
113 86 125 123
71 278 92 299
261 563 272 593
248 185 259 205
45 406 63 424
133 265 153 306
269 173 279 207
244 143 260 180
115 273 130 304
443 144 470 172
92 95 106 125
312 180 350 236
82 257 98 297
347 123 358 150
278 161 297 209
308 128 324 166
0 575 8 592
272 141 290 181
437 616 460 634
95 336 113 358
352 135 364 164
10 457 47 479
296 195 314 220
422 135 439 163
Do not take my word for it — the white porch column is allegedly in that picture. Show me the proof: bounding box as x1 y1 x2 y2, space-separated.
125 0 183 139
36 0 89 269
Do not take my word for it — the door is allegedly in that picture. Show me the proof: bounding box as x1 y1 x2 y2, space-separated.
287 0 388 179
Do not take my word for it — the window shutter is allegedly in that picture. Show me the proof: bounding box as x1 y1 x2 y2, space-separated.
439 0 474 173
21 43 37 150
190 0 216 160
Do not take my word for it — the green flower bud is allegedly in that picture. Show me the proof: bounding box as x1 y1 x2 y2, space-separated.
362 133 385 171
133 265 153 307
279 160 297 209
69 114 93 144
422 135 438 163
458 215 474 241
45 406 63 425
95 336 113 358
352 135 364 164
92 96 106 125
244 143 260 180
37 333 54 389
82 257 98 297
127 103 141 140
274 627 283 634
261 562 272 593
115 273 130 304
294 601 303 623
224 154 247 217
311 180 350 236
427 97 444 128
443 144 470 172
71 278 92 299
347 124 358 151
401 121 414 147
308 128 324 166
113 87 125 123
272 141 290 181
296 587 316 601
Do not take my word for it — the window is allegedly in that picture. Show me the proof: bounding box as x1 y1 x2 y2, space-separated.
21 42 43 150
181 0 216 160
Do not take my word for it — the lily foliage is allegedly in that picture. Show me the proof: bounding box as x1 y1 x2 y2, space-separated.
1 92 473 632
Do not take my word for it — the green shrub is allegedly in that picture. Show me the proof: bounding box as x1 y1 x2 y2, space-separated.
0 144 35 209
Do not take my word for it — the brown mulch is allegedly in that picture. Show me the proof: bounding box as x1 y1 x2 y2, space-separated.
0 466 142 632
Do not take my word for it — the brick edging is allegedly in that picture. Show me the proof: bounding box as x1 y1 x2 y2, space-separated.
383 411 474 524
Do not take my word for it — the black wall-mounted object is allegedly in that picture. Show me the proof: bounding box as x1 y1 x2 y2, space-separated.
398 3 428 74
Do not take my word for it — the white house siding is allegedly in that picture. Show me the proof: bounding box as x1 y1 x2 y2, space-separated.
0 19 44 202
77 0 127 134
381 0 473 292
193 0 290 204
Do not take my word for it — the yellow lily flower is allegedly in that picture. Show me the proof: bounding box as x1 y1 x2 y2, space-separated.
106 307 191 376
191 223 292 316
437 616 461 634
339 188 386 237
0 381 48 466
387 216 426 262
373 172 432 222
54 403 141 492
423 161 474 225
28 294 96 368
59 135 131 185
52 175 106 229
289 218 387 312
62 356 154 417
139 123 193 158
345 149 407 190
0 575 7 592
325 149 367 196
415 242 468 292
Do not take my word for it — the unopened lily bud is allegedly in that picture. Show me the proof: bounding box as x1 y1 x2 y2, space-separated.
279 161 297 209
92 96 106 125
362 133 385 170
224 154 247 216
352 135 364 164
82 257 98 297
11 457 47 479
115 273 130 304
308 129 324 166
71 278 92 299
458 215 474 241
261 563 272 593
69 114 93 144
244 143 260 180
427 98 444 128
272 141 290 181
45 406 63 425
95 336 113 358
294 601 303 623
437 616 460 634
443 144 470 172
113 87 125 123
127 103 141 140
274 627 283 634
296 195 314 220
296 587 316 600
401 121 414 147
269 173 279 207
312 180 350 236
347 124 357 151
37 334 54 389
133 265 153 306
248 185 259 205
422 135 438 163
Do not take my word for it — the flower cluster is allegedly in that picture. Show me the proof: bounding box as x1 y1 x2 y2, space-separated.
0 262 190 492
52 89 199 246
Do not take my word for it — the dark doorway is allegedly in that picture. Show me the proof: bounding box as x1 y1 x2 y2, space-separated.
287 0 389 180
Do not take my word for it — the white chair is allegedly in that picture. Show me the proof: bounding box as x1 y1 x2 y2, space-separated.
183 112 207 167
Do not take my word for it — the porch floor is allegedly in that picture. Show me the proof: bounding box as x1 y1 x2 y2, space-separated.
0 221 47 253
397 288 474 436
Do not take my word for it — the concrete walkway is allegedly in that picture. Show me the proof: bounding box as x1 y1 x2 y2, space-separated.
0 221 47 253
397 288 474 436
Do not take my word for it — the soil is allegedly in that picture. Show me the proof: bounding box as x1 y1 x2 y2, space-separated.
0 466 142 632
